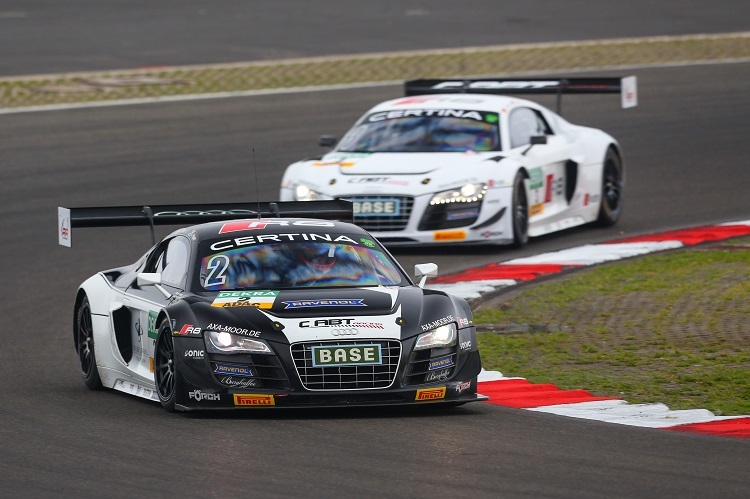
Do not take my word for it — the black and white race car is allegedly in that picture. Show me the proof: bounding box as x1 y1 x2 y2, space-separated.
280 76 637 247
58 201 485 411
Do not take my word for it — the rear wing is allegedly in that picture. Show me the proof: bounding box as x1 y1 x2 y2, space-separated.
58 200 353 247
404 76 638 114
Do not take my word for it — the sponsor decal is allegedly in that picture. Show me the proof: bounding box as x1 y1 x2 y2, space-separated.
481 230 503 239
311 344 382 367
154 209 255 217
184 349 205 359
219 219 335 234
360 238 376 248
352 199 400 216
460 340 472 350
529 203 543 216
234 394 275 406
299 319 384 330
529 167 543 190
221 376 260 388
446 209 478 221
205 323 261 337
188 390 220 402
433 230 466 241
425 369 452 382
420 315 454 332
451 381 471 394
415 387 447 401
352 322 385 329
544 174 554 203
174 324 201 336
457 317 472 327
299 318 354 328
211 290 279 309
147 311 158 339
347 177 409 186
428 355 455 371
58 207 71 247
282 299 366 309
367 109 485 122
213 363 254 377
590 194 601 203
210 233 358 251
430 80 560 91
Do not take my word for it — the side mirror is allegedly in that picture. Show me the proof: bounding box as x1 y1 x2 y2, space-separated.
318 135 337 148
521 135 548 156
137 272 162 286
137 272 172 299
414 263 438 288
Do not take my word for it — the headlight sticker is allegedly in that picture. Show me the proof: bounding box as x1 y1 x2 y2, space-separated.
420 315 454 332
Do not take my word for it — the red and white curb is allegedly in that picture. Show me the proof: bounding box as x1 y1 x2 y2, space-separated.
426 220 750 439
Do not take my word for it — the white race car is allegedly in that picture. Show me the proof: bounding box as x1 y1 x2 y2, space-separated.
280 76 637 247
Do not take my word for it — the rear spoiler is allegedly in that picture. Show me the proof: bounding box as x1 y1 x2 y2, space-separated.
58 200 353 247
404 76 638 114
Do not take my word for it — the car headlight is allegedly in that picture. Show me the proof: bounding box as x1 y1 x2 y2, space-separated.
205 331 272 354
429 183 487 205
295 183 325 201
414 323 457 350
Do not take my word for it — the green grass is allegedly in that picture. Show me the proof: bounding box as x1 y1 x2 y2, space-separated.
474 239 750 416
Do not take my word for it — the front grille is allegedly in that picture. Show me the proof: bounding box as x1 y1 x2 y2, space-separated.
210 353 290 390
404 346 458 386
291 340 401 390
340 196 414 232
418 201 482 231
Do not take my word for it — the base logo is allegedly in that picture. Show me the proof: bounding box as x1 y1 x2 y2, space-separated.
233 394 275 407
415 387 446 401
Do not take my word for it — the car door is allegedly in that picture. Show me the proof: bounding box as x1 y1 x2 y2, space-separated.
124 235 191 380
508 107 575 223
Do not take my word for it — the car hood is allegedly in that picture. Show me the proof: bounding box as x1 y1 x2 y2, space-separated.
184 286 465 343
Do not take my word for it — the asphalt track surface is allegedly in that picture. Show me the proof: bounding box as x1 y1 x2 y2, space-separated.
5 5 750 497
2 61 750 497
1 0 750 76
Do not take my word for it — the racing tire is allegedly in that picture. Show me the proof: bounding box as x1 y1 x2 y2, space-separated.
76 296 103 390
596 148 624 226
154 319 177 412
511 171 529 248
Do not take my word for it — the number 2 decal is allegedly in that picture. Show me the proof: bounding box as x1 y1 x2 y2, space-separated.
205 255 229 287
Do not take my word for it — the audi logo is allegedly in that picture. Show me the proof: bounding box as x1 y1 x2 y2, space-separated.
330 328 358 336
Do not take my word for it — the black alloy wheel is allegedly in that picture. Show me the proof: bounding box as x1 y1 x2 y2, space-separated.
154 319 177 412
511 171 529 248
597 148 624 226
76 296 103 390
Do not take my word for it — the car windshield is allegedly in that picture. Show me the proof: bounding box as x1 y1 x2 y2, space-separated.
194 238 406 291
336 109 501 153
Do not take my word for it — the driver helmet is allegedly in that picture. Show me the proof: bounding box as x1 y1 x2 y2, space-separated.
296 243 336 273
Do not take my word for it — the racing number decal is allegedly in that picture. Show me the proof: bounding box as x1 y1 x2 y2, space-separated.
205 255 229 287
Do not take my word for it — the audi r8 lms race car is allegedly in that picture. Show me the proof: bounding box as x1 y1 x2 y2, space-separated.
280 76 637 247
58 201 485 411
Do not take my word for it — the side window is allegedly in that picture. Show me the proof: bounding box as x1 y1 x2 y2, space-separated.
160 237 191 289
509 108 552 149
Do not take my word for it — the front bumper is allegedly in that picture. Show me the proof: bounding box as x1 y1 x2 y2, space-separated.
174 345 486 411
